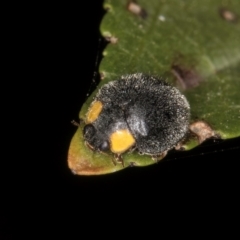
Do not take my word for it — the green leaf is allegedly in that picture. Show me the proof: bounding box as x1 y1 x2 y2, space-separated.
68 0 240 175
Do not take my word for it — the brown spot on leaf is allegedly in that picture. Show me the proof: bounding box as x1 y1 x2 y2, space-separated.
219 8 238 23
105 36 118 44
68 152 114 175
189 121 219 144
127 1 148 19
100 72 105 80
171 64 202 90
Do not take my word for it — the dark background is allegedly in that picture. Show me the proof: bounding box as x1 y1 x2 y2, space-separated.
2 1 240 238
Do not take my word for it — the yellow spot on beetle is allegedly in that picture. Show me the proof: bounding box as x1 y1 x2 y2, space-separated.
110 129 135 153
86 101 103 123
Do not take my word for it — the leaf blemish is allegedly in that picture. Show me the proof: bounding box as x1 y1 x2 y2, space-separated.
127 0 148 19
189 121 220 144
100 72 105 80
171 64 202 90
219 8 238 23
105 36 118 44
158 15 166 22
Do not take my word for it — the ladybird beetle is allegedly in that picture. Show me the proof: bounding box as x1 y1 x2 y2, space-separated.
83 73 190 162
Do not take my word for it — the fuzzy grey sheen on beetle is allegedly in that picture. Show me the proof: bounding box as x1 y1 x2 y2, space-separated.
83 73 190 161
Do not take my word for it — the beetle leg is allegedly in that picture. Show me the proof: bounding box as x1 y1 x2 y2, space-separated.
85 141 95 151
114 154 125 167
71 119 82 127
175 142 185 151
151 151 168 162
128 145 137 153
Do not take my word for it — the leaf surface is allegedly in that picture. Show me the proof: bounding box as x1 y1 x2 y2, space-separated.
68 0 240 175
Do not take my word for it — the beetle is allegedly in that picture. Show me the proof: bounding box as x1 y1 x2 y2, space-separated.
83 73 190 164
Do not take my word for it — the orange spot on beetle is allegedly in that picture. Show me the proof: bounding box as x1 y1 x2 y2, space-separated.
86 101 103 124
110 129 136 153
